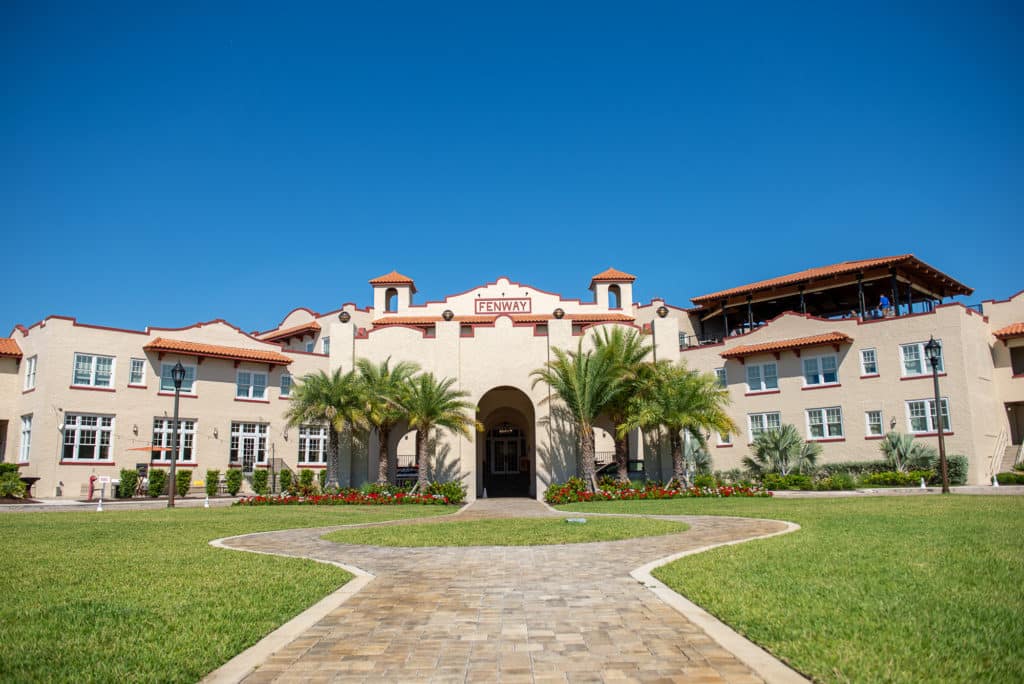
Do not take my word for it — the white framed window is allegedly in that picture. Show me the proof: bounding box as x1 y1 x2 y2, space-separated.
746 363 778 392
151 418 196 462
718 432 732 445
24 355 37 390
72 353 115 388
129 358 146 386
236 371 268 399
860 349 878 376
866 410 883 436
298 425 328 463
160 363 196 394
229 422 268 471
803 355 839 386
305 341 314 353
906 399 950 434
19 415 32 463
901 341 943 377
321 337 330 354
280 373 292 397
62 413 114 461
714 367 727 388
748 412 781 442
806 406 843 440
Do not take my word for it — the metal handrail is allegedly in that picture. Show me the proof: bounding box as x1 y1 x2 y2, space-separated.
991 428 1008 479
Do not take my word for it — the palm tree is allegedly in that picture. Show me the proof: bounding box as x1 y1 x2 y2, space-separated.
399 373 479 491
879 431 937 473
531 340 624 491
284 369 365 489
354 357 420 484
742 424 821 477
592 326 653 483
623 362 735 486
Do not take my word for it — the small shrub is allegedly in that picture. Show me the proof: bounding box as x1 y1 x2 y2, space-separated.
225 469 243 496
0 463 20 476
692 474 717 489
1014 461 1024 473
818 461 892 477
175 469 192 497
148 469 168 497
279 469 293 495
0 472 26 498
762 473 813 491
298 469 316 495
359 481 404 496
252 469 269 495
425 480 466 504
713 469 746 485
318 470 327 490
996 472 1024 485
118 469 138 498
205 469 220 496
936 455 968 486
860 470 933 487
816 472 856 491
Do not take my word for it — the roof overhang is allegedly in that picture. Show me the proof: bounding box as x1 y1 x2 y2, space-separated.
993 322 1024 343
144 338 292 366
259 320 321 342
720 331 853 362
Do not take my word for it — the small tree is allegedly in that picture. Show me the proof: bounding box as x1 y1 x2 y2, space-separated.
175 469 192 498
118 469 138 499
399 372 479 492
224 469 243 496
148 469 168 498
743 424 821 477
879 431 937 473
279 469 293 495
355 357 420 484
205 469 220 496
252 469 269 495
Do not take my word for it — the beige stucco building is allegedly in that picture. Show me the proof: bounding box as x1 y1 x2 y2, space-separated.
2 256 1022 499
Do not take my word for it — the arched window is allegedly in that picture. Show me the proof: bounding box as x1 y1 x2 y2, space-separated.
385 288 398 313
608 284 621 309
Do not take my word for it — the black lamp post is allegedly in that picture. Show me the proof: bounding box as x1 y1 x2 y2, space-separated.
168 361 186 508
924 337 949 494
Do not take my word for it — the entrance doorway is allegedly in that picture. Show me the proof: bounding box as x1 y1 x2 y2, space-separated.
477 386 535 498
1008 403 1024 446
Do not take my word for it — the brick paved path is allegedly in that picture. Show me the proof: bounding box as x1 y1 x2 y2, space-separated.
218 498 790 683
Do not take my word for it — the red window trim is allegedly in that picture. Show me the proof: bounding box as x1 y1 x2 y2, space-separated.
60 460 117 466
157 391 198 398
911 431 955 437
900 373 947 381
714 443 734 448
127 383 148 389
864 435 884 440
22 387 36 395
69 385 115 392
745 389 781 396
295 463 327 469
234 397 270 404
859 374 880 379
808 437 846 443
278 396 292 400
801 383 841 391
150 461 199 467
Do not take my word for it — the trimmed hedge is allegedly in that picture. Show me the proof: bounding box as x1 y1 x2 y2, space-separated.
148 469 167 498
205 470 220 497
225 469 243 496
995 472 1024 485
118 469 138 498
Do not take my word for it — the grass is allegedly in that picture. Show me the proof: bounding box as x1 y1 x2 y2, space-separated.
556 496 1024 683
0 505 451 683
322 516 688 546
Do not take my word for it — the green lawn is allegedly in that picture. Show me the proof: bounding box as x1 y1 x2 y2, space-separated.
0 505 451 683
556 496 1024 683
323 516 688 546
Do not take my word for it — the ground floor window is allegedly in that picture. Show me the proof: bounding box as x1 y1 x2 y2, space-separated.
152 418 196 462
806 407 843 439
907 399 950 433
229 422 268 472
63 414 114 461
748 412 781 442
19 415 32 463
866 410 884 436
298 425 328 463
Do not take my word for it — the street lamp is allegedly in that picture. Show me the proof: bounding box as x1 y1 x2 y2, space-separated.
168 361 186 508
924 337 949 494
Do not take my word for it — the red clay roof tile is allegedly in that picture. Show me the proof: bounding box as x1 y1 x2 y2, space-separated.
993 322 1024 341
259 320 321 342
589 267 637 289
369 271 417 293
144 338 292 365
0 338 22 359
720 332 853 359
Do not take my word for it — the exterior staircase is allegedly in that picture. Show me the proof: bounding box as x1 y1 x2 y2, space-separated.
999 444 1022 473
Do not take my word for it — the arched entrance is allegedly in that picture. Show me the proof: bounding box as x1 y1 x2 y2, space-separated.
477 386 535 498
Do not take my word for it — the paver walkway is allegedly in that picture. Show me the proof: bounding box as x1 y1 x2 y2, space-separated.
216 498 792 683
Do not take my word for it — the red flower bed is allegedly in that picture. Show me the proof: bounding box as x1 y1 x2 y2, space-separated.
544 480 772 505
233 491 456 506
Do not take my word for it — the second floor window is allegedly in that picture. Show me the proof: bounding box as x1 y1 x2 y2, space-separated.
24 355 37 390
746 363 778 392
73 353 114 388
803 355 839 386
280 374 292 397
714 367 727 388
236 371 268 400
860 349 878 376
321 337 330 354
901 341 943 377
129 358 146 385
160 363 196 394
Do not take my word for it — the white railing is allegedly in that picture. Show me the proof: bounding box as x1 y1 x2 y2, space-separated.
991 428 1008 480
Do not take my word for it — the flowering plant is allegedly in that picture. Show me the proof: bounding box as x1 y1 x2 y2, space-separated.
543 481 772 505
233 490 455 507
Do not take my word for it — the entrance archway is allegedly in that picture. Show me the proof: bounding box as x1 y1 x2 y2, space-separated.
477 386 535 498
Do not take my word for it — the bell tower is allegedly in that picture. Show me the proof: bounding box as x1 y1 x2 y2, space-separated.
370 271 416 314
589 267 636 311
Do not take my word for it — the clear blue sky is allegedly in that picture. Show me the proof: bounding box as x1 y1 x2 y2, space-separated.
3 2 1021 333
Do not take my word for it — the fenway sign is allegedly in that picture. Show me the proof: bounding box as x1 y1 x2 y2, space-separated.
474 298 532 315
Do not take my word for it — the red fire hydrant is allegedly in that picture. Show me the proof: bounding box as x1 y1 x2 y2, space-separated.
88 474 98 501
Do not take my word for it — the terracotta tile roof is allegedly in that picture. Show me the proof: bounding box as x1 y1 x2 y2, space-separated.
144 338 293 365
993 322 1024 341
567 313 635 322
589 267 637 289
691 254 972 305
0 338 22 359
720 331 853 359
259 320 321 342
369 270 417 293
372 313 635 326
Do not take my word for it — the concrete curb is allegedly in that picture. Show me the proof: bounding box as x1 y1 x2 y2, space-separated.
630 520 808 684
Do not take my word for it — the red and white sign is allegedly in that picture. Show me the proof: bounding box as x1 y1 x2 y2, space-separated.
474 298 532 315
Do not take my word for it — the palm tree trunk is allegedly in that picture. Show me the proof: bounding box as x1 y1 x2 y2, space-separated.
613 436 629 484
326 428 339 490
376 426 389 484
416 428 429 491
670 432 685 486
580 424 597 492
